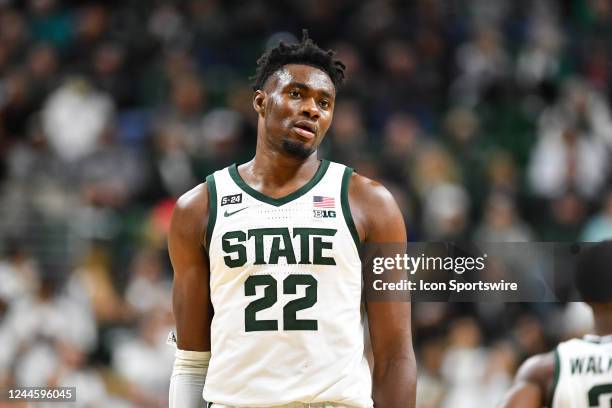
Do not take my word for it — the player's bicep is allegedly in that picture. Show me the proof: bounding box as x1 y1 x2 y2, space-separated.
366 301 412 359
171 245 212 351
169 185 212 351
499 353 554 408
351 175 412 360
499 382 543 408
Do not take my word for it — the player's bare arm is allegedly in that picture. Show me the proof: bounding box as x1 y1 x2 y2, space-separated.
499 352 555 408
169 182 213 352
168 183 213 407
349 173 417 408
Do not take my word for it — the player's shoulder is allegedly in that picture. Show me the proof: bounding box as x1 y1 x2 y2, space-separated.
175 182 209 215
171 183 210 242
557 336 605 355
347 171 397 209
346 170 405 242
515 351 556 386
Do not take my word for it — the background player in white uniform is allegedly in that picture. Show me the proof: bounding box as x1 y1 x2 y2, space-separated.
168 31 416 408
500 240 612 408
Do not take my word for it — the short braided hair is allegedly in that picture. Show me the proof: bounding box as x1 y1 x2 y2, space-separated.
575 240 612 302
251 30 346 91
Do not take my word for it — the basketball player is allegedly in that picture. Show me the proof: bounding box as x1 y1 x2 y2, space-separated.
168 32 416 408
500 240 612 408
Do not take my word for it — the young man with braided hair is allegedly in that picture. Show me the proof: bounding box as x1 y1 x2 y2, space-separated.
500 240 612 408
168 31 416 408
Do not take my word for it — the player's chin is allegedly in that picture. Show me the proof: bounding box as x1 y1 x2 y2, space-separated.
281 137 315 159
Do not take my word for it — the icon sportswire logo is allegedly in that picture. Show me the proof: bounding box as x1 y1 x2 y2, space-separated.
224 207 249 217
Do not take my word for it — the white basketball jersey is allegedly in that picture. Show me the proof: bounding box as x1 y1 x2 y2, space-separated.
553 335 612 408
202 160 373 407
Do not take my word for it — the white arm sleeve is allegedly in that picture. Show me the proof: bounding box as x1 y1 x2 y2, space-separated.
169 348 211 408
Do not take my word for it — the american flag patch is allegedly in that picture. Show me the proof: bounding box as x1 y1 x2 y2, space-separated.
313 196 335 208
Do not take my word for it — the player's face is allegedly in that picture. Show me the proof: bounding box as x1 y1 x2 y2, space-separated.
257 64 336 159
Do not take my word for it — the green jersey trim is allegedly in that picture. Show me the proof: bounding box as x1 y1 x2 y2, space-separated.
228 160 330 207
341 167 361 250
550 348 560 406
205 174 217 250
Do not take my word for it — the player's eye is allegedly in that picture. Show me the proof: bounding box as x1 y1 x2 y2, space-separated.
289 89 301 98
319 99 330 109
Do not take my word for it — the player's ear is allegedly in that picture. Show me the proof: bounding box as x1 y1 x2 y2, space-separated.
253 90 266 117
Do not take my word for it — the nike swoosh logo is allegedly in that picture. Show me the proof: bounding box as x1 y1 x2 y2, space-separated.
224 207 249 217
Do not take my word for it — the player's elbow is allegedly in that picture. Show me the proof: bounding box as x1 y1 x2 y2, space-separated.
373 349 417 381
372 352 417 408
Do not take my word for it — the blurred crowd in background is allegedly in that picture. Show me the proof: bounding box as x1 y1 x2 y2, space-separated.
0 0 611 406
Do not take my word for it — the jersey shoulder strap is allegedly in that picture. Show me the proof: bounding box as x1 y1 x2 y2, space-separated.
205 172 218 250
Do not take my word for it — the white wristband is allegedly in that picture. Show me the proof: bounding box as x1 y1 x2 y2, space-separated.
169 342 211 407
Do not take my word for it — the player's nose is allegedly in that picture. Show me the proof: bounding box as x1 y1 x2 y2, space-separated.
301 97 320 120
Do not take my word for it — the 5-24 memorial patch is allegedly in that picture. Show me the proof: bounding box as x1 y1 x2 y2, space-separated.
221 193 242 206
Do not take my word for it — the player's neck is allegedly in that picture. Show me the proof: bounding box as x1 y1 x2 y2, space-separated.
592 303 612 336
247 148 320 187
594 317 612 337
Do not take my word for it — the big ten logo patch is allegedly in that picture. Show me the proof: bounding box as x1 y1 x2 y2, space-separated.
313 209 336 218
221 193 242 206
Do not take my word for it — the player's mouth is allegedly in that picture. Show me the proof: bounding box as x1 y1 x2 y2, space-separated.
292 121 317 140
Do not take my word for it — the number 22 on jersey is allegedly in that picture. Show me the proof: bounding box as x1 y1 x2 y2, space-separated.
244 274 318 332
